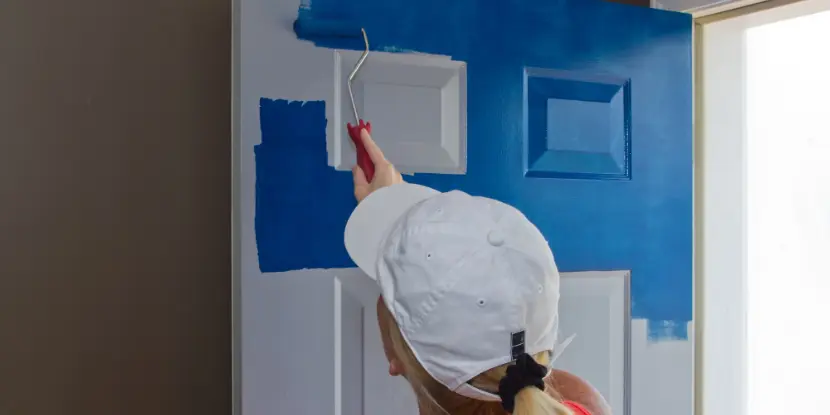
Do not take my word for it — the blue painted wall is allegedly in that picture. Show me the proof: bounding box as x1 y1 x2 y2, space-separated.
256 0 692 339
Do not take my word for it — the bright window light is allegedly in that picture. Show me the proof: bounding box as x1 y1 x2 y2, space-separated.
746 9 830 415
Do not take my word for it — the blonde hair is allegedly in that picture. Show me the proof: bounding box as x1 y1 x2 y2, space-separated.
380 305 573 415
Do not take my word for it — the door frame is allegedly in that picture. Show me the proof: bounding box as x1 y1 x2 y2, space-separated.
231 0 242 412
692 1 827 415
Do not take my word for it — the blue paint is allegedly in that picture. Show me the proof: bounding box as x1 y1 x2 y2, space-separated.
261 0 693 339
254 99 355 273
648 320 689 342
524 68 631 180
293 6 367 47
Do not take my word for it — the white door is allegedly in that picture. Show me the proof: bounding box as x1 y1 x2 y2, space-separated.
235 1 694 414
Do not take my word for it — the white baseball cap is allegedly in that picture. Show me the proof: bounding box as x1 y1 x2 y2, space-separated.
344 183 563 402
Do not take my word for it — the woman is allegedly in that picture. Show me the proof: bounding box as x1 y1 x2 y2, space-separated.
346 130 611 415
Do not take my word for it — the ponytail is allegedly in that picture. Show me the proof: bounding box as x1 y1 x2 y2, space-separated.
514 386 574 415
499 353 573 415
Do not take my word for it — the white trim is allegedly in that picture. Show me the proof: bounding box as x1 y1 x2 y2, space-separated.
650 0 780 17
690 0 772 17
334 277 343 415
231 0 242 413
698 17 749 415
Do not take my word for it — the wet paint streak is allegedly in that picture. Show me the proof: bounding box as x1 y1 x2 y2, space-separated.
254 98 355 273
265 0 693 340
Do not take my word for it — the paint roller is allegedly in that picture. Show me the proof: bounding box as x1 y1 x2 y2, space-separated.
292 17 376 181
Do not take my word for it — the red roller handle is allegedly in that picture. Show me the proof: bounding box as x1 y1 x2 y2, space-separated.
347 120 374 182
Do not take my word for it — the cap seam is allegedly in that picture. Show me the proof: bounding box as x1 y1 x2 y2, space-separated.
390 247 491 393
401 243 489 331
385 222 489 330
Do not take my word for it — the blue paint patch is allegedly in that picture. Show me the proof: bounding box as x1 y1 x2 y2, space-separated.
271 0 693 340
254 98 355 273
648 320 689 342
293 5 372 51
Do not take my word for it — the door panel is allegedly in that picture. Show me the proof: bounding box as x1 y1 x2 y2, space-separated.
557 271 630 415
238 0 693 414
333 51 467 175
334 269 630 415
337 269 420 414
524 67 631 180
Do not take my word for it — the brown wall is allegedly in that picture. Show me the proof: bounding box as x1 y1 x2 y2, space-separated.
0 1 231 414
0 0 649 414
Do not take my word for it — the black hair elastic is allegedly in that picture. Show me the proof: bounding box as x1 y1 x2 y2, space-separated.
497 353 547 413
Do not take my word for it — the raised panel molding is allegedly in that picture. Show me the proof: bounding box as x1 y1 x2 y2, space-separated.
331 50 467 175
333 268 629 415
334 274 364 415
523 68 632 180
557 270 630 415
332 268 417 415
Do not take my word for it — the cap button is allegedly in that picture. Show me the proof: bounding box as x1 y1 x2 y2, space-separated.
487 230 505 247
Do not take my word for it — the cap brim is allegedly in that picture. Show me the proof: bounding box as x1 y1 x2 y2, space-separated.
345 183 439 280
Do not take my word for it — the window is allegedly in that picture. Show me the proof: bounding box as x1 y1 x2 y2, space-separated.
698 1 830 414
745 9 830 414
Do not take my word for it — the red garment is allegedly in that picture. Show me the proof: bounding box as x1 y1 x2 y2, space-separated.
562 400 592 415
